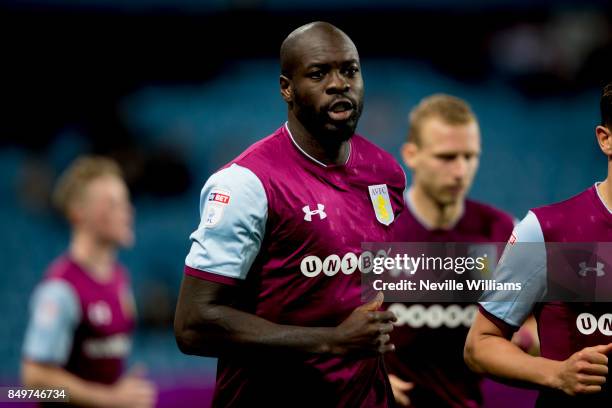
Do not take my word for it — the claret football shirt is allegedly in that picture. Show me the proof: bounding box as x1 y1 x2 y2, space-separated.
185 123 406 407
386 189 514 408
481 185 612 406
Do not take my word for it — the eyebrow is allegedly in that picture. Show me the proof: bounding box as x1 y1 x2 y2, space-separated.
305 59 360 70
305 63 329 70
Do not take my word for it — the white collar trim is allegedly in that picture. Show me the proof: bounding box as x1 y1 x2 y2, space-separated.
594 182 612 214
284 122 351 168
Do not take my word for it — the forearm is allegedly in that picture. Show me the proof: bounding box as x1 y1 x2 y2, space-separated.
21 361 112 407
465 334 560 390
175 303 338 357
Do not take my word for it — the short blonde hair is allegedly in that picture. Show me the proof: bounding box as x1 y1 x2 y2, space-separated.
52 156 123 217
408 94 477 145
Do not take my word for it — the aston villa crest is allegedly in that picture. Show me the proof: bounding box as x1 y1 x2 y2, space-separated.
368 184 394 226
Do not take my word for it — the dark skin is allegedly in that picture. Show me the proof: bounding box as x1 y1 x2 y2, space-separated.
174 22 395 359
280 22 364 165
175 278 394 357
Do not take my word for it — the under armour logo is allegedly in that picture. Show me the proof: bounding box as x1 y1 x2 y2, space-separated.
303 204 327 221
578 261 605 277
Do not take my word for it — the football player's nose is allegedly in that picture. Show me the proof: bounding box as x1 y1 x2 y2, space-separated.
326 71 349 95
452 157 468 180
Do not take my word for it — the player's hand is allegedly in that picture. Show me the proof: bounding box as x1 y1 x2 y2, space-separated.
553 343 612 396
389 374 414 407
331 292 396 356
110 365 157 408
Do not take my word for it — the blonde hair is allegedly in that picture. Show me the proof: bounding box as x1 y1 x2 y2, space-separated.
408 94 477 145
52 156 123 217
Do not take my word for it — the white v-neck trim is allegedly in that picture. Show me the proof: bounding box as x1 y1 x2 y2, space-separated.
594 182 612 214
284 122 351 168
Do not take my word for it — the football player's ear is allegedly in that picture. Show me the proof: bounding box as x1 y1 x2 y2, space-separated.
596 125 612 157
401 142 419 171
280 75 293 104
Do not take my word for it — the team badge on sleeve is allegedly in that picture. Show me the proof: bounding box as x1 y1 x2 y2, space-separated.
368 184 394 226
204 189 231 228
34 298 59 328
498 231 517 265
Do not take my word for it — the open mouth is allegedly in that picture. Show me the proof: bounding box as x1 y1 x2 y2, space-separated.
328 100 354 121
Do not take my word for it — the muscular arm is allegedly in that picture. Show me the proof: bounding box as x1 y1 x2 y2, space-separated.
465 311 611 395
21 279 155 408
177 165 395 358
464 211 558 389
22 361 108 406
22 361 155 408
464 310 558 389
465 210 612 396
22 361 108 407
174 275 395 358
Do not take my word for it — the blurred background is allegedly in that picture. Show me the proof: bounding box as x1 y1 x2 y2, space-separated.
1 0 611 406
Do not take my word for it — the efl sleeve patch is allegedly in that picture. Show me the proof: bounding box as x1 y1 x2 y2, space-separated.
480 211 546 328
203 189 231 228
22 280 80 365
185 164 268 282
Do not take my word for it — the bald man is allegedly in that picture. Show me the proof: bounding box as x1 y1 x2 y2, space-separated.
174 22 406 407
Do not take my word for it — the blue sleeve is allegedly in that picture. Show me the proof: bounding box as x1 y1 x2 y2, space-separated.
480 211 547 329
22 280 80 365
185 163 268 282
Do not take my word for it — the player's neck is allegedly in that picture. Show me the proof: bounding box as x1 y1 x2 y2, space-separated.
409 186 464 230
286 116 350 166
596 176 612 212
69 230 117 283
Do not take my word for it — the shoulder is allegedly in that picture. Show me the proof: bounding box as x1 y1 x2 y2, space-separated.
32 278 80 314
45 255 77 280
531 187 593 221
206 163 265 191
194 163 268 229
512 211 544 243
200 164 267 213
23 276 82 364
227 126 287 171
200 126 287 191
528 187 599 241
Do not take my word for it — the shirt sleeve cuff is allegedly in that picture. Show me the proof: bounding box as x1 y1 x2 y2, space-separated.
184 265 241 286
478 304 519 339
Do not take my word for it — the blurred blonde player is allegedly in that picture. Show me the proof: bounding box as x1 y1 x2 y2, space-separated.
387 94 538 407
21 156 156 407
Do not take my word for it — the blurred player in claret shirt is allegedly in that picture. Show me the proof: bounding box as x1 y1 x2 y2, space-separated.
21 157 156 408
386 94 537 407
174 21 406 407
465 83 612 407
